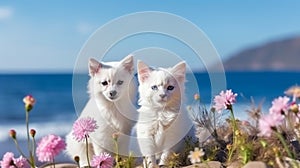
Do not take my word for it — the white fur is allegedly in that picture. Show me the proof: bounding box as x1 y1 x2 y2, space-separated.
65 55 137 166
136 61 193 167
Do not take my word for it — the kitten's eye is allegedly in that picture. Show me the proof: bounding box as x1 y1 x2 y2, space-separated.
117 80 123 85
151 85 158 90
167 85 174 91
101 81 108 86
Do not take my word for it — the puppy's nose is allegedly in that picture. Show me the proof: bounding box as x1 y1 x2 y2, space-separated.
159 94 167 99
109 90 117 97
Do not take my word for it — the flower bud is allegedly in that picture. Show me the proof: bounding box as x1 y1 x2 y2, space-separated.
112 132 119 141
23 95 35 112
9 129 16 139
194 93 200 101
211 107 216 113
226 144 232 150
30 129 36 138
290 103 299 114
74 156 80 163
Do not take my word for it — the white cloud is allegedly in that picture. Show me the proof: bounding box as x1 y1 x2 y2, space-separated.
76 22 94 35
0 6 13 20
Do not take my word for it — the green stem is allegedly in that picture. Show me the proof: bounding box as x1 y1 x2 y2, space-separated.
227 107 238 162
229 107 238 131
13 138 27 160
76 161 80 168
25 111 35 168
114 139 120 168
85 136 91 168
275 131 293 158
25 111 30 152
275 131 300 168
53 158 56 168
214 110 216 129
32 136 36 159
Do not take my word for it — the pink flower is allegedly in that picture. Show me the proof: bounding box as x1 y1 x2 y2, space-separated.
213 90 237 112
23 95 35 106
258 113 283 137
72 117 98 142
14 156 29 168
0 152 14 168
0 152 29 168
91 153 114 168
36 134 66 162
269 96 290 115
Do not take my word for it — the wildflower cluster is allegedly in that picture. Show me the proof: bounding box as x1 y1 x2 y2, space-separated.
0 96 116 168
0 152 29 168
258 95 300 138
0 95 66 168
257 86 300 162
188 86 300 167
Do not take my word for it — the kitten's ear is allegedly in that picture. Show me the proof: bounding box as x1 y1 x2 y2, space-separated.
137 60 151 83
89 58 101 77
171 61 186 82
121 54 134 73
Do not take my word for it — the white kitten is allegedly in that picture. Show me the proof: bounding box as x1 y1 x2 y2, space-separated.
136 61 193 167
65 55 137 166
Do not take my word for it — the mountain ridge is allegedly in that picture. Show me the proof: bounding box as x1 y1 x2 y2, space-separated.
222 36 300 71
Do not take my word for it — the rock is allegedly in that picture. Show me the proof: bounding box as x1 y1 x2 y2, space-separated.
40 163 78 168
242 161 268 168
183 161 222 168
227 161 242 168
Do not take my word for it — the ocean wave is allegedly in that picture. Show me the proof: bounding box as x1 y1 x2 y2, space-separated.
0 120 74 142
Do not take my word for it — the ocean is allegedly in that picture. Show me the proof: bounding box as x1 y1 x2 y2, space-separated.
0 72 299 159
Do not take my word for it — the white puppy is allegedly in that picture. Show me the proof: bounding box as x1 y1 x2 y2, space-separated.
65 55 136 166
136 61 193 167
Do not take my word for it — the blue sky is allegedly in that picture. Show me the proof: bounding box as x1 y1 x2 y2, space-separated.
1 1 300 72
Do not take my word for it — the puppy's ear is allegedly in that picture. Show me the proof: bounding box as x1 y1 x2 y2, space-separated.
171 61 186 82
137 60 151 83
89 58 101 77
121 54 134 73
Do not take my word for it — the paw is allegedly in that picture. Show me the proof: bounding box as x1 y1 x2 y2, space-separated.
158 163 167 168
143 156 157 168
159 165 167 168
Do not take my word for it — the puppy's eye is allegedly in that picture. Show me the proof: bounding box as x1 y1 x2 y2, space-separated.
117 80 123 85
151 85 158 90
167 85 174 91
101 81 108 86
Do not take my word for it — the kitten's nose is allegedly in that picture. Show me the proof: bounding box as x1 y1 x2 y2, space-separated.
109 90 117 97
159 94 167 99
